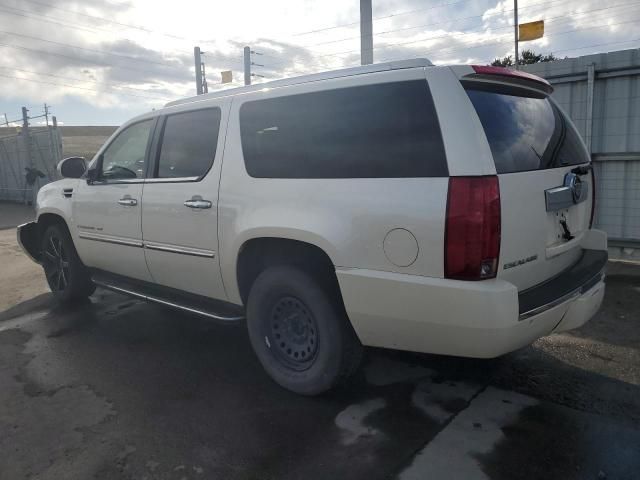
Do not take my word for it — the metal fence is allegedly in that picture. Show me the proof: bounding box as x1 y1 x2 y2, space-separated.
0 124 62 205
523 48 640 261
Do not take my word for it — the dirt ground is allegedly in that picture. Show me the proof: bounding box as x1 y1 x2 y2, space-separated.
0 204 48 312
60 126 116 161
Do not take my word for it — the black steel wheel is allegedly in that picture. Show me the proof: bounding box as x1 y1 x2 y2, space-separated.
269 296 319 371
40 224 95 303
247 265 363 395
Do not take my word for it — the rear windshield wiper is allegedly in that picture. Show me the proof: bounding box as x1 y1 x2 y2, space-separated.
571 164 592 176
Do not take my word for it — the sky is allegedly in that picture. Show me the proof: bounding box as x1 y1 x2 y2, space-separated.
0 0 638 126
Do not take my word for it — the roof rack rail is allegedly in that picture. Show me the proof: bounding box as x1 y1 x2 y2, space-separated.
165 58 433 108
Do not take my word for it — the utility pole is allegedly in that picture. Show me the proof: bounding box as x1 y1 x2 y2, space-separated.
201 62 209 94
2 113 8 127
360 0 373 65
44 103 50 127
21 107 29 131
194 46 204 95
244 46 251 86
514 0 519 69
21 106 32 204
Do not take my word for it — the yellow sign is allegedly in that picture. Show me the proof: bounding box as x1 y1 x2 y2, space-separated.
221 70 233 84
519 20 544 42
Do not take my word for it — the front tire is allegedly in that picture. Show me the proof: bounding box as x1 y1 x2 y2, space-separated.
246 266 363 395
41 224 95 303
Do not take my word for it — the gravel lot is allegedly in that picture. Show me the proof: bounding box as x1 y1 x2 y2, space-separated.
0 213 638 480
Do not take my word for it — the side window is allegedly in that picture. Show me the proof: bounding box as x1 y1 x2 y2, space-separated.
239 81 448 178
101 119 154 180
156 108 221 179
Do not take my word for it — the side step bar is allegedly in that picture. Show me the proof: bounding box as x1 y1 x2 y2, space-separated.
91 270 244 322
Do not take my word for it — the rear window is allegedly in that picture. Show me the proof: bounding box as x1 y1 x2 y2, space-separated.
239 80 448 178
465 86 589 174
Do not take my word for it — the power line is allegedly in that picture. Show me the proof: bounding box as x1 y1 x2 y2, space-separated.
290 0 475 37
299 0 597 49
0 3 243 65
0 41 191 76
0 4 240 63
0 29 187 69
260 3 640 71
0 71 173 101
17 0 195 42
0 4 119 36
278 16 640 76
376 17 640 63
0 65 176 99
315 2 640 61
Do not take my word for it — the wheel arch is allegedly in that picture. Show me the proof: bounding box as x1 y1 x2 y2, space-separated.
234 236 342 307
37 211 72 239
19 212 71 263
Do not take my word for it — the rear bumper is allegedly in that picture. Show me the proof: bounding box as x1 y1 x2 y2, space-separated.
17 221 41 264
518 249 607 320
336 249 606 358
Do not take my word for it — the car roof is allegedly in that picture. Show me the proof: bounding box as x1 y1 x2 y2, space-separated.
165 58 434 108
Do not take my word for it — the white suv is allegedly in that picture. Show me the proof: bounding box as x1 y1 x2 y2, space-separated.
18 59 607 395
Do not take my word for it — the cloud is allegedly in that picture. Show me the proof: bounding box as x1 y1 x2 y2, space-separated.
0 0 637 122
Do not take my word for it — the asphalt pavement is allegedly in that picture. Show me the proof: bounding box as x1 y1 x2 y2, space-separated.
0 261 639 480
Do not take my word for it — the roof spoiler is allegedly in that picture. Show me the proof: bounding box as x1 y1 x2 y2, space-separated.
464 65 553 95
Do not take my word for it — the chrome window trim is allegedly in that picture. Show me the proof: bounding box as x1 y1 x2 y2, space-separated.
91 178 145 185
144 176 199 183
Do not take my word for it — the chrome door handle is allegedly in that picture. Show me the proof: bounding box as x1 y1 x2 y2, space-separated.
117 197 138 206
184 197 212 209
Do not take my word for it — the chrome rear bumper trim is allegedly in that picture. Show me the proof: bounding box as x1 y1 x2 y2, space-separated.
518 269 605 321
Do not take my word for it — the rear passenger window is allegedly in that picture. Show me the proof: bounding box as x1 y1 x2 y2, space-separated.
156 108 221 179
239 81 448 178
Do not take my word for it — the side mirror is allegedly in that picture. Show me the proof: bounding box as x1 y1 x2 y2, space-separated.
57 156 87 179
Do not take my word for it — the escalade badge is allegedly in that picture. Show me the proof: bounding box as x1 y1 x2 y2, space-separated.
503 255 538 270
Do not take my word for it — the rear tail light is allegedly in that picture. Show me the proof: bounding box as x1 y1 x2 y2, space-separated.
445 176 501 280
589 167 596 228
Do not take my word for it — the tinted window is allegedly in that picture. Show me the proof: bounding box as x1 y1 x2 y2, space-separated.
156 108 221 178
465 86 589 174
101 120 154 180
240 81 447 178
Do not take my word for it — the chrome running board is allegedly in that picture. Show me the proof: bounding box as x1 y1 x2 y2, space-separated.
91 272 244 322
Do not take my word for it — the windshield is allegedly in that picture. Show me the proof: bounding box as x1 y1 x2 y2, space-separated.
465 85 590 174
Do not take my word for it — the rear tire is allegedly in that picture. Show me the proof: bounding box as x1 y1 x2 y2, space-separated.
246 266 363 395
41 224 95 303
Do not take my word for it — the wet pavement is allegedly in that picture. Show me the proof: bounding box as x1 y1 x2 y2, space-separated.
0 262 639 480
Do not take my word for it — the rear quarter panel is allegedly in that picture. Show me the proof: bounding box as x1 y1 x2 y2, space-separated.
218 68 452 304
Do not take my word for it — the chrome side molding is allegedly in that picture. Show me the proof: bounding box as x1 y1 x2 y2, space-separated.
78 231 143 248
79 233 215 258
144 242 215 258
